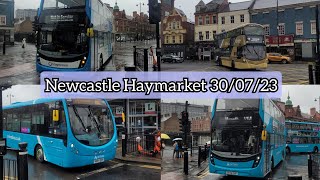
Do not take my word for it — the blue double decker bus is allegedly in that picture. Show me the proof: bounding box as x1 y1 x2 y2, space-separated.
209 99 286 178
3 99 117 168
285 121 320 153
35 0 114 72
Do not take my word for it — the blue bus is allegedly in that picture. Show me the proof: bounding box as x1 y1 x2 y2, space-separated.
209 99 286 178
35 0 114 72
285 120 320 153
3 99 117 168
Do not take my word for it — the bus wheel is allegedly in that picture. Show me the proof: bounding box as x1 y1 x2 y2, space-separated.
314 147 318 153
286 147 290 154
231 61 235 70
35 145 44 163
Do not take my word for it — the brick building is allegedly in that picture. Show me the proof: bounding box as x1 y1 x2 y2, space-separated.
162 8 195 58
0 0 14 44
14 17 34 42
113 2 156 41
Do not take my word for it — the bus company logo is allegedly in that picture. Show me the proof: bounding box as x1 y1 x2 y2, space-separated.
225 117 239 120
244 116 252 121
94 155 104 159
7 135 21 141
226 162 239 167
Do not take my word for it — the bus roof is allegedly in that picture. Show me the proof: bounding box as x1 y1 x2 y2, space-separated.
3 98 64 110
285 120 320 126
215 23 264 36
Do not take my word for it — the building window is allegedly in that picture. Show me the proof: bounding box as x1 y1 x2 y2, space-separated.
230 16 234 23
166 36 169 44
296 22 303 35
206 31 209 39
177 22 180 29
213 30 216 35
199 32 203 40
311 21 316 34
221 17 225 24
179 35 182 43
205 16 210 25
172 36 175 43
240 14 244 22
173 22 176 29
278 24 285 35
169 23 171 29
264 25 270 36
198 16 203 25
213 16 217 24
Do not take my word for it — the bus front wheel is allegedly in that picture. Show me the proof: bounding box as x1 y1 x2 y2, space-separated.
314 147 318 153
35 145 45 163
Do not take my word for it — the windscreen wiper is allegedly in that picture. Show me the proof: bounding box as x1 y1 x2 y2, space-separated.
72 105 88 132
87 106 102 134
252 45 261 60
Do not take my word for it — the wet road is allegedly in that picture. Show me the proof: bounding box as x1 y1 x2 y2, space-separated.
196 154 310 180
162 60 309 85
162 146 311 180
0 40 156 85
4 150 160 180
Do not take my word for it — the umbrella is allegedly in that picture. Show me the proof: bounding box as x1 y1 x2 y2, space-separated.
172 138 183 141
161 133 171 140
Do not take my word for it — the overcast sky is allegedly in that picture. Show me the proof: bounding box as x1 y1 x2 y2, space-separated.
14 0 246 21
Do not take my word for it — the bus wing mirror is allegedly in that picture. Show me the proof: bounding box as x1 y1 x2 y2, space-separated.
53 110 60 122
261 130 267 141
87 28 94 38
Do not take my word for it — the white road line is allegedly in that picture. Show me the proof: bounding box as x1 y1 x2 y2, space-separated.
76 163 125 179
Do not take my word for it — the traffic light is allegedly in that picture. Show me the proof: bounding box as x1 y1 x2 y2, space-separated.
179 111 191 134
148 0 161 24
179 118 184 133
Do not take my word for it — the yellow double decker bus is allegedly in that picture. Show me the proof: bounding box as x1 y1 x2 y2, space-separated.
214 23 268 70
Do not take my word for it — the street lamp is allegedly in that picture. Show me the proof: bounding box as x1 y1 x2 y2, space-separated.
136 1 145 41
315 97 320 113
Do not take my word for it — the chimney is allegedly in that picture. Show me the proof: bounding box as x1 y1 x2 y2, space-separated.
133 11 138 17
311 108 317 116
140 12 144 17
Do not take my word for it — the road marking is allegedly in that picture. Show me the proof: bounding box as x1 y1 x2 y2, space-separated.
0 63 35 78
137 164 161 170
197 170 209 179
76 163 125 179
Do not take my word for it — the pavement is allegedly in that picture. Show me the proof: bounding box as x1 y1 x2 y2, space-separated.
161 146 208 180
115 143 161 166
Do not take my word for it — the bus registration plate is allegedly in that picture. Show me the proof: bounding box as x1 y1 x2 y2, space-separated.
94 158 104 164
226 171 238 175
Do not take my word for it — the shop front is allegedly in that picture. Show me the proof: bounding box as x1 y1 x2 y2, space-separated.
162 44 186 58
266 35 295 59
109 99 160 136
294 39 317 61
195 41 215 61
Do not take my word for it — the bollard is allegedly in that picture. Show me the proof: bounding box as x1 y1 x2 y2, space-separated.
309 64 315 84
17 142 28 180
198 146 201 167
144 49 148 71
204 144 207 160
122 133 126 157
288 175 302 180
2 41 5 55
184 151 188 175
133 46 137 67
308 154 312 178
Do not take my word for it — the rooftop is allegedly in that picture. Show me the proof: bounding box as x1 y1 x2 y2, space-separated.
253 0 320 10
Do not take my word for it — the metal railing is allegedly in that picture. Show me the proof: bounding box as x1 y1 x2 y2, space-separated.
198 145 209 167
3 159 17 180
123 134 160 158
309 153 320 179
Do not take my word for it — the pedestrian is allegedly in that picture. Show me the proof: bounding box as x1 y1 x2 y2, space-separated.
161 140 165 158
22 38 26 49
173 141 178 158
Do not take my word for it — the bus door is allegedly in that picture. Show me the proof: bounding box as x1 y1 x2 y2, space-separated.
264 134 271 174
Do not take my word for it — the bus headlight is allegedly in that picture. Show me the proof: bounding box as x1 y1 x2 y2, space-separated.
252 155 261 168
210 152 215 165
80 57 87 68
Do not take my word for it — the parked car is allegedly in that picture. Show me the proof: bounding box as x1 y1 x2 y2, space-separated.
267 53 292 64
161 54 184 63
